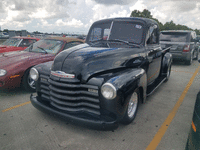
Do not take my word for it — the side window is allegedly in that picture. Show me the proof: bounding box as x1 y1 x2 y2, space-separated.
147 25 158 45
89 28 102 41
63 41 83 50
191 32 196 42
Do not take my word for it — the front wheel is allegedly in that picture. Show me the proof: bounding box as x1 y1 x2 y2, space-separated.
164 63 171 82
22 68 36 92
121 89 140 125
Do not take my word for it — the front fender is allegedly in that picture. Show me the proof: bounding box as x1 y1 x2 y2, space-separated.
161 52 172 76
97 68 147 120
106 68 147 103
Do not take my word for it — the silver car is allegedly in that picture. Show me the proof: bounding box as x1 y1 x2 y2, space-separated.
160 30 199 65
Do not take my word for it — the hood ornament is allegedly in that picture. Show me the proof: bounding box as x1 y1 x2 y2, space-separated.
51 71 75 78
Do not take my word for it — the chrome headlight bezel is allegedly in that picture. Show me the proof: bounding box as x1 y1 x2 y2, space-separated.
0 69 7 77
30 68 39 81
101 83 117 100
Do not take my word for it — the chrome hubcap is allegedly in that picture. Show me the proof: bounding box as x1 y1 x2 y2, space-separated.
167 65 171 78
28 75 35 89
128 92 138 118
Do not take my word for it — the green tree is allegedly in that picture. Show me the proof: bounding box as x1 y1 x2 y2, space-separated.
130 9 163 30
130 9 198 33
3 29 9 33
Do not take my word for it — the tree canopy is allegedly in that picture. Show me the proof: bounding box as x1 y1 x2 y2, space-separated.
130 9 200 34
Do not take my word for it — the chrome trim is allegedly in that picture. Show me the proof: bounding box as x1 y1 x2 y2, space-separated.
51 71 75 78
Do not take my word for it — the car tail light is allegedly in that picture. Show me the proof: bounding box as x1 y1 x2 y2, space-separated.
183 45 190 52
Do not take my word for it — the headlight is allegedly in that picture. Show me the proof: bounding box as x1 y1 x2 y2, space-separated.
0 69 7 77
30 68 39 81
101 83 116 99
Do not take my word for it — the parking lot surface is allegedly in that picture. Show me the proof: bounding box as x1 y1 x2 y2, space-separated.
1 60 200 150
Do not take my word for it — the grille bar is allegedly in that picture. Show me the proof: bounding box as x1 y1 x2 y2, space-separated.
51 102 100 115
49 79 98 89
50 96 100 109
49 85 98 97
50 91 99 103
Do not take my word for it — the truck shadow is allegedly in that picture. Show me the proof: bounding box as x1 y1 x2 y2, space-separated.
0 87 33 96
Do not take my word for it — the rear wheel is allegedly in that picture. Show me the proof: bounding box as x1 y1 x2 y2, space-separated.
22 68 36 92
186 54 193 65
121 89 140 124
194 49 199 60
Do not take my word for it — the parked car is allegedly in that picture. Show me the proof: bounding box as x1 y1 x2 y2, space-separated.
0 32 9 39
0 36 40 53
30 17 172 130
185 59 200 149
0 36 84 91
160 30 199 65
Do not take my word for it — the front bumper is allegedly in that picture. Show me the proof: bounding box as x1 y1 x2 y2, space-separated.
30 94 119 130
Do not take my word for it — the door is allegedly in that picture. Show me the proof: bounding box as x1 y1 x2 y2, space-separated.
146 25 162 85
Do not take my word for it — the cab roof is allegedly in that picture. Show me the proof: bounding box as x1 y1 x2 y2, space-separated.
92 17 158 27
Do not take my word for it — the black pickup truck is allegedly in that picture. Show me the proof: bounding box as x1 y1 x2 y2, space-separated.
30 17 172 130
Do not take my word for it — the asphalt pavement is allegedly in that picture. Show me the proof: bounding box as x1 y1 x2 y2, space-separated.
0 59 200 150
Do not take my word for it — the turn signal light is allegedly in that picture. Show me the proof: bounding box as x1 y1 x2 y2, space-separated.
183 45 190 52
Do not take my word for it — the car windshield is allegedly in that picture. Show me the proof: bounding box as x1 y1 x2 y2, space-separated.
25 39 63 54
1 38 21 46
160 32 189 42
87 21 143 45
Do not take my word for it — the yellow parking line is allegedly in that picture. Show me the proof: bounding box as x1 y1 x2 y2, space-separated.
2 101 31 112
146 66 200 150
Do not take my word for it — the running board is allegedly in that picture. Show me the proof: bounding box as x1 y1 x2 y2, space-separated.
146 77 166 97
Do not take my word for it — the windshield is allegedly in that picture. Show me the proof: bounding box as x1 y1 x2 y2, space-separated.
2 38 21 46
160 32 189 42
87 21 143 45
25 39 63 54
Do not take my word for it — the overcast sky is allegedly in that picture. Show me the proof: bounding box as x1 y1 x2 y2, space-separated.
0 0 199 34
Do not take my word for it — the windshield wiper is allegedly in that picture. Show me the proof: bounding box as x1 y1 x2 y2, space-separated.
37 47 48 54
107 39 141 47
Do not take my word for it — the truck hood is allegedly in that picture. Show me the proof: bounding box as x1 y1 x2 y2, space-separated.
0 51 53 69
52 44 145 82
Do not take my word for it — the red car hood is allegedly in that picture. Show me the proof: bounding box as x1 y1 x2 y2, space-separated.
0 45 9 48
0 51 54 69
0 45 26 53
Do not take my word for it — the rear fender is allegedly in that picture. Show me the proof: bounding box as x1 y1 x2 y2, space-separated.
161 52 172 76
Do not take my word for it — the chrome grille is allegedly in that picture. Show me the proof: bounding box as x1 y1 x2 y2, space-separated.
39 74 100 116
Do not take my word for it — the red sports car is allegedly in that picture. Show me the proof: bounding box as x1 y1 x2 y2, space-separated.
0 36 84 91
0 36 40 53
